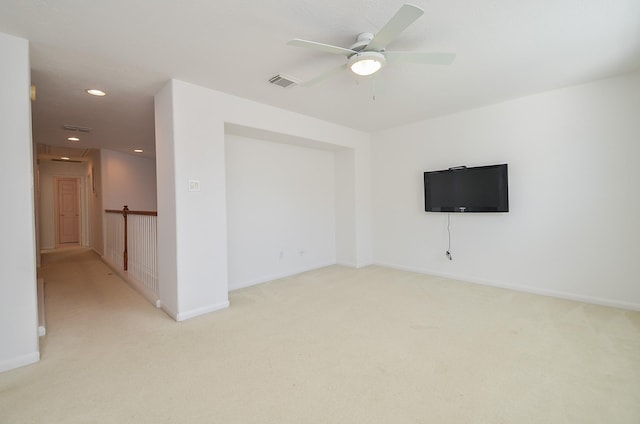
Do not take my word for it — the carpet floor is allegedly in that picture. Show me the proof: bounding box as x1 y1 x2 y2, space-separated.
1 248 639 423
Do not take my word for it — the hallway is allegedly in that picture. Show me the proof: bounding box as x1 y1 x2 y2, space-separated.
2 248 175 421
38 247 169 355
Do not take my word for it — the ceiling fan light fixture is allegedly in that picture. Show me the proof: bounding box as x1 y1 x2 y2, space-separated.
348 52 385 76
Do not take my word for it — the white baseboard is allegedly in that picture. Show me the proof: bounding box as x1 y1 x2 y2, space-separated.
336 260 374 269
228 261 336 291
374 262 640 311
160 303 178 321
0 351 40 373
176 301 230 322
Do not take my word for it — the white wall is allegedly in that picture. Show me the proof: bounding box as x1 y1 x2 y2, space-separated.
225 134 336 290
218 90 372 268
372 71 640 309
155 79 372 321
335 149 356 266
155 80 229 321
0 33 39 372
101 149 157 210
38 160 89 249
87 149 104 255
154 83 180 319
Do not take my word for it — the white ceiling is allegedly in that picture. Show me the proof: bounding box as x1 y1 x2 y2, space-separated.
1 0 639 159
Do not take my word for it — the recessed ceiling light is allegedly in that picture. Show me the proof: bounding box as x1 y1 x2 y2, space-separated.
67 137 80 142
60 157 70 160
86 88 106 96
134 149 144 153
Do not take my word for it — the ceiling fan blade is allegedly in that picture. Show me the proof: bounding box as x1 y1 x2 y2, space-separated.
366 4 424 52
287 39 356 57
300 64 348 87
384 51 456 65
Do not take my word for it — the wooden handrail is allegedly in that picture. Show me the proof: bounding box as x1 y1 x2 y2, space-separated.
105 209 157 216
104 206 157 271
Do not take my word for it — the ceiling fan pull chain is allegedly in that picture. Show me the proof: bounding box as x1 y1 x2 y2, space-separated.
372 76 376 101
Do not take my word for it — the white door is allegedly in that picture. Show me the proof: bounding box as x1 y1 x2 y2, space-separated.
56 178 79 245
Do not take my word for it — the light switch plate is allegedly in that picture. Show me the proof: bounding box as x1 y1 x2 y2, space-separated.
188 179 200 192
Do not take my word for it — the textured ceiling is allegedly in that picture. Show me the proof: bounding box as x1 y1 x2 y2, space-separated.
1 0 639 159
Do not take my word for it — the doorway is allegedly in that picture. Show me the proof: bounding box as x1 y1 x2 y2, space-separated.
54 177 80 247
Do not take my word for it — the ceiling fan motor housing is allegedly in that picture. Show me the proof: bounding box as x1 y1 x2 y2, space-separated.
350 32 375 52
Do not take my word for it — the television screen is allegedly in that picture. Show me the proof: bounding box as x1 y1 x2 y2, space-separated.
424 164 509 212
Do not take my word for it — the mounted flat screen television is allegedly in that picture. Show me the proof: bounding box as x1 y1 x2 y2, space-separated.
424 164 509 213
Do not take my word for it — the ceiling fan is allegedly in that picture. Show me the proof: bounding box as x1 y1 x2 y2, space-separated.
287 3 456 87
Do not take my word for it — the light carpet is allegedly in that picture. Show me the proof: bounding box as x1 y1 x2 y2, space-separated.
1 248 639 423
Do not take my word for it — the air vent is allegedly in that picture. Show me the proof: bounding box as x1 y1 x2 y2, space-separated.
268 74 298 88
63 125 92 133
52 158 82 163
